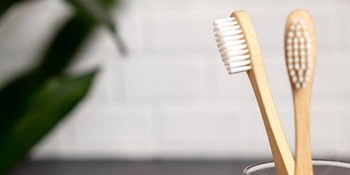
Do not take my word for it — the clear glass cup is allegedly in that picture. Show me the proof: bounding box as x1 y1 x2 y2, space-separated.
243 160 350 175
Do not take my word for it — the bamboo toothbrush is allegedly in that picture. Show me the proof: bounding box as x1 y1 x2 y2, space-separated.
284 9 316 175
213 11 295 175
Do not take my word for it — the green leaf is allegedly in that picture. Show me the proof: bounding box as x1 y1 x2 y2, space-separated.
0 15 95 134
35 15 95 77
0 72 41 138
66 0 113 24
65 0 127 54
0 0 124 173
99 0 119 7
0 71 97 174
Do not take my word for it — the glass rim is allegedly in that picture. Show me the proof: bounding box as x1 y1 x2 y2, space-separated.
243 159 350 174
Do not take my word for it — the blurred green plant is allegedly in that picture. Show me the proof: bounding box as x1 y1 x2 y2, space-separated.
0 0 124 174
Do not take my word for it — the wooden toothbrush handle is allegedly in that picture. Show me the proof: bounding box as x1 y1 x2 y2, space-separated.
294 89 313 175
233 11 295 175
248 71 295 175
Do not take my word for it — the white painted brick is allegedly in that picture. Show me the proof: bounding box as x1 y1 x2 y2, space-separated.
69 50 124 102
248 10 286 52
263 54 292 96
286 93 350 157
162 101 241 143
3 0 350 160
122 57 212 99
238 101 295 158
312 11 340 52
311 111 342 144
313 51 350 95
160 100 245 158
72 102 156 158
310 108 350 157
33 101 159 159
211 59 253 98
118 9 154 54
150 11 216 51
238 109 270 144
342 7 350 49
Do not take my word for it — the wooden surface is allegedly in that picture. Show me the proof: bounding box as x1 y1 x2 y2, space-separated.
10 160 261 175
285 9 317 175
232 11 295 175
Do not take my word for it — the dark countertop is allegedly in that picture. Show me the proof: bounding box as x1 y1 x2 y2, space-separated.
10 160 266 175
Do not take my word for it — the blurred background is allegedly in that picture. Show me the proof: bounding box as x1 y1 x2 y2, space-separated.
1 0 350 174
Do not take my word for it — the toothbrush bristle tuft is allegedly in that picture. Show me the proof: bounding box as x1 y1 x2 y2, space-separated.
213 17 251 74
286 17 313 89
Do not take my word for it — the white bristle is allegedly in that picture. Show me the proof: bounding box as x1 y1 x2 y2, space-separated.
296 24 302 30
290 25 296 31
213 17 236 24
214 24 241 31
292 18 298 24
214 21 239 29
213 17 251 74
217 39 246 47
299 76 304 82
288 64 294 70
215 35 244 43
301 63 307 70
301 63 307 69
214 29 243 37
222 55 250 63
293 38 298 44
288 31 294 37
226 60 251 69
290 70 296 76
294 57 299 63
219 44 247 52
298 69 303 76
286 17 313 89
227 66 252 74
224 49 249 57
294 50 299 57
296 31 302 37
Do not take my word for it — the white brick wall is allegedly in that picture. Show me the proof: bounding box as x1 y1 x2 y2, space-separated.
1 0 350 160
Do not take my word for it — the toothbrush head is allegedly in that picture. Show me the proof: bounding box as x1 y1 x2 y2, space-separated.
213 14 252 74
285 9 316 89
